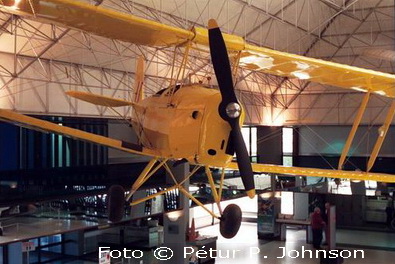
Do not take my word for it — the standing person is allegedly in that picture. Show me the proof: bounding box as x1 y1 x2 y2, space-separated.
385 194 394 228
322 202 330 244
311 207 326 249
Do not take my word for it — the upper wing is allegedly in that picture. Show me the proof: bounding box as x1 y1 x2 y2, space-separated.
0 0 193 46
227 162 395 183
239 46 395 98
0 109 159 157
1 0 394 97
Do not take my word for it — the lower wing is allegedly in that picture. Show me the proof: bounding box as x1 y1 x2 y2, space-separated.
0 109 158 157
66 91 135 107
227 162 395 183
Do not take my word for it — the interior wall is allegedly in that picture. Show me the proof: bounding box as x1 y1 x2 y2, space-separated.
281 92 394 126
295 125 395 173
298 125 395 157
107 120 150 164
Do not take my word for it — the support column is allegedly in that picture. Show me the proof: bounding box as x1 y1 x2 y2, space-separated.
294 176 303 187
130 190 149 219
257 126 282 191
271 174 277 191
163 162 189 264
257 126 283 165
328 205 336 250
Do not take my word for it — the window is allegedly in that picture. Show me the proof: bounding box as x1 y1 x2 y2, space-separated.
282 127 293 166
251 127 257 158
282 127 293 154
240 127 258 162
19 116 108 169
242 127 250 154
281 191 294 215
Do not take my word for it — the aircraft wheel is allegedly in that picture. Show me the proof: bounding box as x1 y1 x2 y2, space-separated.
107 185 125 222
220 204 242 239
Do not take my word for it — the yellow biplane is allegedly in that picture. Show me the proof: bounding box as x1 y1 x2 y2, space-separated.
1 0 395 238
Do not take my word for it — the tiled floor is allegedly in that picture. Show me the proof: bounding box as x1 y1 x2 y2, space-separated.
52 223 395 264
3 220 395 263
199 223 395 264
336 229 395 250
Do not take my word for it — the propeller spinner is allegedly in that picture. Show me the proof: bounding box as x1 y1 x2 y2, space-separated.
208 19 255 199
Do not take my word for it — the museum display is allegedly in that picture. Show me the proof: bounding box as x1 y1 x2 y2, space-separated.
1 0 394 240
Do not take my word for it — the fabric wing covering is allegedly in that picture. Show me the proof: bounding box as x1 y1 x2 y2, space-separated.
1 0 394 97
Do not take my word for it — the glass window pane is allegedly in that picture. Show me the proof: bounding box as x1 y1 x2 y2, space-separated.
283 156 293 167
251 127 257 156
242 127 250 155
58 135 63 167
51 134 55 168
282 127 293 154
281 191 294 215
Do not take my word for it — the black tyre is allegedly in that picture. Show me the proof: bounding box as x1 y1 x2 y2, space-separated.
220 204 242 239
107 185 125 222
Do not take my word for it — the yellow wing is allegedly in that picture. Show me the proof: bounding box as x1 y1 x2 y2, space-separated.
227 162 395 183
0 0 193 46
239 46 395 98
66 91 135 107
1 0 394 97
0 109 158 157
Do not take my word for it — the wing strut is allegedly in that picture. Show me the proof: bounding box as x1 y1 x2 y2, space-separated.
133 57 145 103
338 92 370 170
367 100 395 172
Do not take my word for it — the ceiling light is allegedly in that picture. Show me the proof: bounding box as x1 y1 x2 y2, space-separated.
166 210 183 222
11 0 22 10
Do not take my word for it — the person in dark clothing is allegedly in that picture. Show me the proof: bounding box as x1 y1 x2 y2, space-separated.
322 203 329 224
322 202 330 244
385 195 394 228
311 207 326 249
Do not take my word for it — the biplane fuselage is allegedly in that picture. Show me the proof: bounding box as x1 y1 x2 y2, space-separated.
133 84 242 168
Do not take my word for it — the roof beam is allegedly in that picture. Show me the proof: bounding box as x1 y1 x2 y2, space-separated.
318 0 362 21
272 0 384 122
0 27 70 91
279 0 386 123
270 0 356 102
0 14 12 35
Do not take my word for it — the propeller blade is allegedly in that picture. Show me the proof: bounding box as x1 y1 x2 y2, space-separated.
208 19 255 198
230 121 255 198
208 19 237 118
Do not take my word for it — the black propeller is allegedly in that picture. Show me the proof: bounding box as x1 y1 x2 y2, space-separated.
208 19 255 199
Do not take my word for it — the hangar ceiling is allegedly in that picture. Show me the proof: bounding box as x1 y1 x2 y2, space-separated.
0 0 394 125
